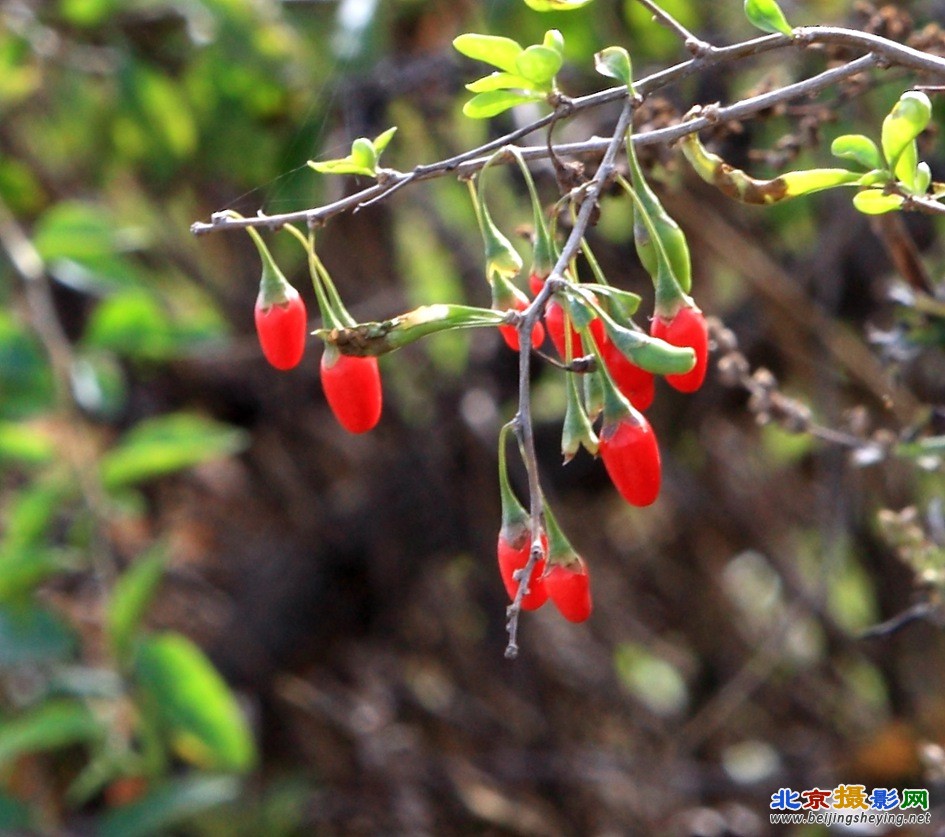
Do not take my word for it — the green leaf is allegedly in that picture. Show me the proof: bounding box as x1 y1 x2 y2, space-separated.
108 549 168 665
852 190 905 215
0 421 55 466
2 478 73 555
0 603 75 665
916 162 932 195
780 168 862 197
830 134 882 170
0 700 100 769
83 291 179 360
452 34 523 75
882 91 932 171
350 138 377 173
522 0 595 10
514 45 562 87
100 412 249 490
0 550 68 603
465 73 539 94
99 776 241 837
134 632 256 772
372 126 397 156
542 29 565 55
595 46 633 89
744 0 793 36
462 90 540 119
307 158 376 177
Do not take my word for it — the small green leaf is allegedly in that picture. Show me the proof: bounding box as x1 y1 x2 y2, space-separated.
831 134 882 170
135 632 256 772
595 46 633 89
108 548 168 665
100 412 249 490
514 45 562 87
372 126 397 156
350 138 377 174
465 72 539 94
852 189 905 215
452 34 523 75
99 776 241 837
521 0 595 10
882 91 932 171
0 421 55 466
780 168 861 197
462 90 540 119
916 162 932 195
0 549 67 603
895 141 919 191
543 29 565 55
744 0 793 36
307 158 376 177
0 700 100 769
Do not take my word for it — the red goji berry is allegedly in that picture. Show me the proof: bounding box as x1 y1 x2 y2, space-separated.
254 289 307 371
544 558 592 622
601 339 656 411
497 528 548 611
650 306 709 393
545 298 605 362
498 292 545 352
598 413 661 507
320 349 383 434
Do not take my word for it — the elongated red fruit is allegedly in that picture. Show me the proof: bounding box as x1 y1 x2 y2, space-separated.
650 306 709 393
545 298 605 361
601 339 655 411
498 293 545 352
320 350 382 434
544 559 592 622
529 272 546 297
254 289 307 371
497 529 548 611
598 414 661 507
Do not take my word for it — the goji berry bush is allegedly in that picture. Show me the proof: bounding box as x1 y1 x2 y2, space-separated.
3 0 945 832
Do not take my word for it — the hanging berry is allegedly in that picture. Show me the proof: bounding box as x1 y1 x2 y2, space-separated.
541 502 592 622
493 274 545 352
543 558 592 623
320 346 383 434
650 305 709 393
598 411 662 507
247 228 308 371
601 338 655 411
254 290 308 371
497 423 547 610
545 296 605 362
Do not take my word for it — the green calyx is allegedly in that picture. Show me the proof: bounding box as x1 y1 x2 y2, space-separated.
562 371 598 463
498 422 529 534
245 227 295 310
624 125 692 294
468 175 524 281
623 185 689 318
541 498 580 569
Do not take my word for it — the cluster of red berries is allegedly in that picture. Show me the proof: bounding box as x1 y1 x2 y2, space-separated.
253 277 382 435
494 271 709 623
